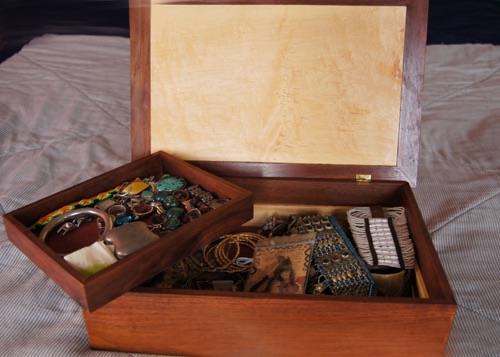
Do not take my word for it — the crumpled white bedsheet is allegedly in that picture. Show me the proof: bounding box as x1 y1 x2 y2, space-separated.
0 34 499 356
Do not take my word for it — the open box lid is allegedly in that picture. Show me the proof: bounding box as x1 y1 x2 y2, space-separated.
130 0 428 186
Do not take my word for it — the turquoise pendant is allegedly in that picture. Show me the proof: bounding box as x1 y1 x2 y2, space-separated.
156 175 187 192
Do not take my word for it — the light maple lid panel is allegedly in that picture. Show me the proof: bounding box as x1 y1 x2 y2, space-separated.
149 5 407 166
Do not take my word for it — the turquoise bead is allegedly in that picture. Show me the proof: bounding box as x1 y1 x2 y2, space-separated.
155 192 179 208
166 207 185 219
164 217 182 231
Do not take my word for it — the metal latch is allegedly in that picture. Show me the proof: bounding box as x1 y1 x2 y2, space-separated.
356 174 372 184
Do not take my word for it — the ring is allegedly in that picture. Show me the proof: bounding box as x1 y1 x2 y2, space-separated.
172 189 189 202
107 204 127 216
39 208 114 242
131 204 155 218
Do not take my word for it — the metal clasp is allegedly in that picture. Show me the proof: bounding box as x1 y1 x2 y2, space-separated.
356 174 372 184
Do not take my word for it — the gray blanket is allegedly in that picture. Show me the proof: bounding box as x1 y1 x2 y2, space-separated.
1 35 499 356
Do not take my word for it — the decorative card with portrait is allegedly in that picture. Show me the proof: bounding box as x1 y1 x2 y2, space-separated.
244 233 316 294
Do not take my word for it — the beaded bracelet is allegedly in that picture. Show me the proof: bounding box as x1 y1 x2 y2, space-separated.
30 184 123 230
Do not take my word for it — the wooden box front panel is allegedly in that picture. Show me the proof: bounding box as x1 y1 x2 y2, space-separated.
84 290 456 357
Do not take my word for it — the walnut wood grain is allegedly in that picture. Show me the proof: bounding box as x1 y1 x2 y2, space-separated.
6 1 457 355
83 288 456 357
130 0 151 160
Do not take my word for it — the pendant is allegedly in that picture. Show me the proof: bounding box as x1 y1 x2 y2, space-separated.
156 175 187 192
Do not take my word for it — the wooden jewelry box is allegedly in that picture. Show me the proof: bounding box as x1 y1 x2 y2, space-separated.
81 0 457 356
3 0 457 356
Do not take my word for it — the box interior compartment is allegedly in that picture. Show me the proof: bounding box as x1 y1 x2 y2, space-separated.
135 176 451 300
126 0 445 301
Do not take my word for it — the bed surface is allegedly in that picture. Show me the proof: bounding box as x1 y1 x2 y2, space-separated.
1 34 499 356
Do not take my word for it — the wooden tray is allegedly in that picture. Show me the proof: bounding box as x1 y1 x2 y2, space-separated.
3 152 253 312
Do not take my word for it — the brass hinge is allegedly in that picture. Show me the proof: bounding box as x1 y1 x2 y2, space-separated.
356 174 372 184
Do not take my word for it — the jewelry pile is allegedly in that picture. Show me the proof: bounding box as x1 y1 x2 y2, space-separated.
147 210 415 298
33 174 229 276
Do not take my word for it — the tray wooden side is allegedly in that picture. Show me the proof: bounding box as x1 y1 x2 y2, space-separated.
3 152 253 311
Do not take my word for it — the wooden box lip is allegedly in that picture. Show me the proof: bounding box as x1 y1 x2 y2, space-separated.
2 151 254 312
130 0 429 186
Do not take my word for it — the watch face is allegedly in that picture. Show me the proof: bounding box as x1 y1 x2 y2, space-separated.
156 176 187 192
